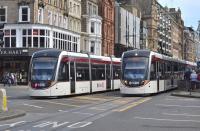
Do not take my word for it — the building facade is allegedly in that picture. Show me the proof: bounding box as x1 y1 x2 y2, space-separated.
196 21 200 61
168 8 184 59
0 0 81 84
183 27 196 62
98 0 115 56
81 0 102 55
114 2 140 57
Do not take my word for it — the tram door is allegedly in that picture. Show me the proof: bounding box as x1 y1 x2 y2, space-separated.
106 64 111 90
156 62 160 92
70 62 75 94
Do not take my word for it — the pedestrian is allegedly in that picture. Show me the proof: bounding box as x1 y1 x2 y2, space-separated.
190 70 197 90
184 68 192 90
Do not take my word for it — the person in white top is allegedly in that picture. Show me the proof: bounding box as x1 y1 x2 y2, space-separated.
190 70 197 90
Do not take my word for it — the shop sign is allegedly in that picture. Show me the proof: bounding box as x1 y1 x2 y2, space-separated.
0 48 29 56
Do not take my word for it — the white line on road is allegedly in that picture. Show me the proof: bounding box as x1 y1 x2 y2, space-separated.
72 112 94 116
156 104 200 108
163 113 200 117
134 116 200 123
40 100 81 107
58 110 94 116
165 98 199 101
23 103 43 109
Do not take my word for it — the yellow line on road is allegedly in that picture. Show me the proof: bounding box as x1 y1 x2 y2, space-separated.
116 97 152 112
41 101 81 107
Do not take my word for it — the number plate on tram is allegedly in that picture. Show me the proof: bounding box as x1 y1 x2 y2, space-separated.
129 81 139 85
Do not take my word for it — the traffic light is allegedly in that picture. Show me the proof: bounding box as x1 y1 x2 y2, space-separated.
0 24 4 47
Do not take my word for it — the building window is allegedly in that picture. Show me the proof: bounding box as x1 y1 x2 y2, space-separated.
87 2 98 16
53 31 79 52
93 5 97 15
22 29 49 48
48 0 51 4
90 41 95 53
59 15 63 27
88 2 92 15
48 11 52 25
63 17 67 29
38 8 44 23
0 7 7 23
4 29 16 47
77 5 80 16
91 21 95 33
19 6 30 22
70 2 72 13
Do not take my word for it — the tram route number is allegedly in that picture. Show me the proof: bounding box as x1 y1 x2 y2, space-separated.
0 121 92 129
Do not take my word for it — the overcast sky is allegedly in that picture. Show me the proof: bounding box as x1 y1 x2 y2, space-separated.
158 0 200 30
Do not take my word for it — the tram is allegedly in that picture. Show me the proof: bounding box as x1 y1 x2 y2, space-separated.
28 49 121 97
120 49 197 95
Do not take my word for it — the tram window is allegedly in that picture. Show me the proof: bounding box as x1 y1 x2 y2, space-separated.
174 63 178 72
113 65 120 79
92 64 105 80
76 63 89 81
159 63 165 80
58 62 69 81
150 62 156 80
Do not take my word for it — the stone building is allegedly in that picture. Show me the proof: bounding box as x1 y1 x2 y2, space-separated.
0 0 82 84
98 0 115 56
196 21 200 61
81 0 102 55
114 1 141 57
183 27 196 62
168 8 184 59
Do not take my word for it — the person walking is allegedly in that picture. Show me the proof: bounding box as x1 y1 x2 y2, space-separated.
184 69 192 91
190 70 197 91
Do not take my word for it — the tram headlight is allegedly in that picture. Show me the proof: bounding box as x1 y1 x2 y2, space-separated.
124 80 128 84
141 80 150 85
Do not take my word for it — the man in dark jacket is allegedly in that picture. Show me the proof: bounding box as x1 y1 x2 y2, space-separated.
184 69 192 91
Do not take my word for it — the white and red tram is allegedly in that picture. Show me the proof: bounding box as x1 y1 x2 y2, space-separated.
28 49 121 97
120 49 197 95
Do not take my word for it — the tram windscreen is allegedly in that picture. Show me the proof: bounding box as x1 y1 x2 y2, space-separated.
31 57 57 81
122 57 148 80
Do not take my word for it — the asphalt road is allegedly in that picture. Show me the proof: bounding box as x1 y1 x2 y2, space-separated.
1 86 200 131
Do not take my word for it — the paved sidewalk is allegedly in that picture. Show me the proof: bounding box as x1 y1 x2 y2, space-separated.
0 110 26 121
172 90 200 98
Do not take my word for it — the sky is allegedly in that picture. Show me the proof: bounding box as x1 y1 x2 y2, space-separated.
158 0 200 30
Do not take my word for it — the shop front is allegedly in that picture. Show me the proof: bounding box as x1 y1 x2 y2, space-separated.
0 48 44 85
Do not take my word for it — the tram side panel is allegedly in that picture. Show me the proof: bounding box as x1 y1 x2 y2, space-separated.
75 62 90 94
91 64 107 92
113 65 121 90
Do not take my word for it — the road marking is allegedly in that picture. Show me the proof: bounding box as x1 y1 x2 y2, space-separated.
75 96 108 101
165 98 198 101
68 98 97 104
134 116 200 123
0 121 26 127
33 121 69 128
72 112 94 116
23 103 43 109
90 107 106 111
68 122 92 128
116 97 152 112
163 113 200 117
41 101 81 107
156 104 200 108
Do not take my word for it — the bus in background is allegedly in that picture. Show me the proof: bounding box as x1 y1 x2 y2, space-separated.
28 49 121 97
120 49 197 95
